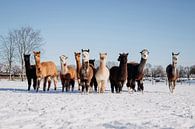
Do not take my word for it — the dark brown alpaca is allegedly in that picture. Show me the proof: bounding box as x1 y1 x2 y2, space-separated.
127 49 149 92
110 53 128 93
89 59 98 92
166 52 179 93
80 49 93 93
24 54 37 91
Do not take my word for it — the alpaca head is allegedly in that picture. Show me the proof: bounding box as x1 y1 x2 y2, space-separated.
140 49 149 60
24 54 30 63
118 53 128 63
100 53 107 64
33 51 41 63
172 52 180 66
60 55 68 66
74 52 81 62
81 49 90 62
89 59 95 66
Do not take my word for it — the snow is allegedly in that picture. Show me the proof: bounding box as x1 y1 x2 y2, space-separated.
0 80 195 129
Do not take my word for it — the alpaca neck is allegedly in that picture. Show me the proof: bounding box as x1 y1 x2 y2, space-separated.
35 58 41 69
24 61 31 70
138 58 147 73
99 60 106 69
119 61 127 80
172 62 177 75
61 62 68 75
76 59 81 72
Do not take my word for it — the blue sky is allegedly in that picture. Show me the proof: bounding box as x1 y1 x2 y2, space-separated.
0 0 195 67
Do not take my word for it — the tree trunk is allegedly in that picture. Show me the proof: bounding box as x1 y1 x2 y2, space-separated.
21 59 24 81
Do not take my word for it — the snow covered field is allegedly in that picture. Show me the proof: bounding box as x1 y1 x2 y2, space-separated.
0 79 195 129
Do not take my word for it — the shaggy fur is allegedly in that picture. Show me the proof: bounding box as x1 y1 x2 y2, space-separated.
33 51 58 92
24 54 37 91
110 53 128 93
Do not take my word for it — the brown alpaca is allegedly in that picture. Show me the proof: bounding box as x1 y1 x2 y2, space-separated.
127 49 149 93
33 51 58 92
166 52 179 93
80 49 94 93
60 55 76 92
74 52 81 91
110 53 128 93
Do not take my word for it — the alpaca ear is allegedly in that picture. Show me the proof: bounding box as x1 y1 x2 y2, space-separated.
81 49 84 52
177 52 180 55
33 51 36 54
172 52 174 55
126 53 129 56
87 49 90 52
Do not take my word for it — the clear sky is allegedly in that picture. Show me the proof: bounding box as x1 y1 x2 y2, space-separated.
0 0 195 67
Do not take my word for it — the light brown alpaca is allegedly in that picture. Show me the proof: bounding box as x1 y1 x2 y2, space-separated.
33 51 58 92
60 55 76 92
74 52 81 91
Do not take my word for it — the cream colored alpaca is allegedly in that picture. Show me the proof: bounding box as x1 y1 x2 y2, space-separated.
95 53 110 93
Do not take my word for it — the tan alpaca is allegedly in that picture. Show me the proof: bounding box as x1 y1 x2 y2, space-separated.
95 53 110 93
33 51 58 92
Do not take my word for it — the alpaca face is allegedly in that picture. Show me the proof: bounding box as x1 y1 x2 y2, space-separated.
74 52 81 62
172 52 179 65
118 53 128 63
33 51 41 63
60 55 68 65
24 54 30 62
82 49 90 62
100 53 107 63
140 49 149 60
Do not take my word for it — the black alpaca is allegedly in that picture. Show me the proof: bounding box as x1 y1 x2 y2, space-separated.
89 59 98 92
24 54 37 91
109 53 128 93
127 49 149 92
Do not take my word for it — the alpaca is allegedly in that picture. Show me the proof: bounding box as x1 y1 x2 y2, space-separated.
110 53 128 93
60 55 76 92
33 51 58 92
166 52 180 93
127 49 149 93
80 49 94 93
74 52 81 91
95 53 110 93
24 54 37 91
89 59 98 92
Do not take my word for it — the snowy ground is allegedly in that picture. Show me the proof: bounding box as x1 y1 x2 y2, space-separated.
0 79 195 129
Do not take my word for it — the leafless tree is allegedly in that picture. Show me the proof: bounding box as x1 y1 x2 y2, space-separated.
12 26 44 81
0 32 16 80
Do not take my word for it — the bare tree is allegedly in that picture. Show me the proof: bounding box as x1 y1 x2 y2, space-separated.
12 26 44 81
0 32 16 80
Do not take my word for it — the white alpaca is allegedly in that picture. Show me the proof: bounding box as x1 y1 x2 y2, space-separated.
95 53 110 93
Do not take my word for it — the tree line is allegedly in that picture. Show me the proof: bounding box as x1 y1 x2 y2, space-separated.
0 26 44 80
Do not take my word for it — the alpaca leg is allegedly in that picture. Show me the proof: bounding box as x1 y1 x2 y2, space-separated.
131 81 136 92
94 79 98 92
62 81 65 92
71 80 75 92
102 81 106 93
47 77 51 91
43 77 47 91
110 81 115 93
81 82 84 93
36 78 41 92
169 81 173 93
86 81 90 93
27 77 32 91
53 76 57 90
33 77 37 90
97 80 101 93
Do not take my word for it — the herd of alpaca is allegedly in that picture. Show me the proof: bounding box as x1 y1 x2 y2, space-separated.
23 49 180 94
